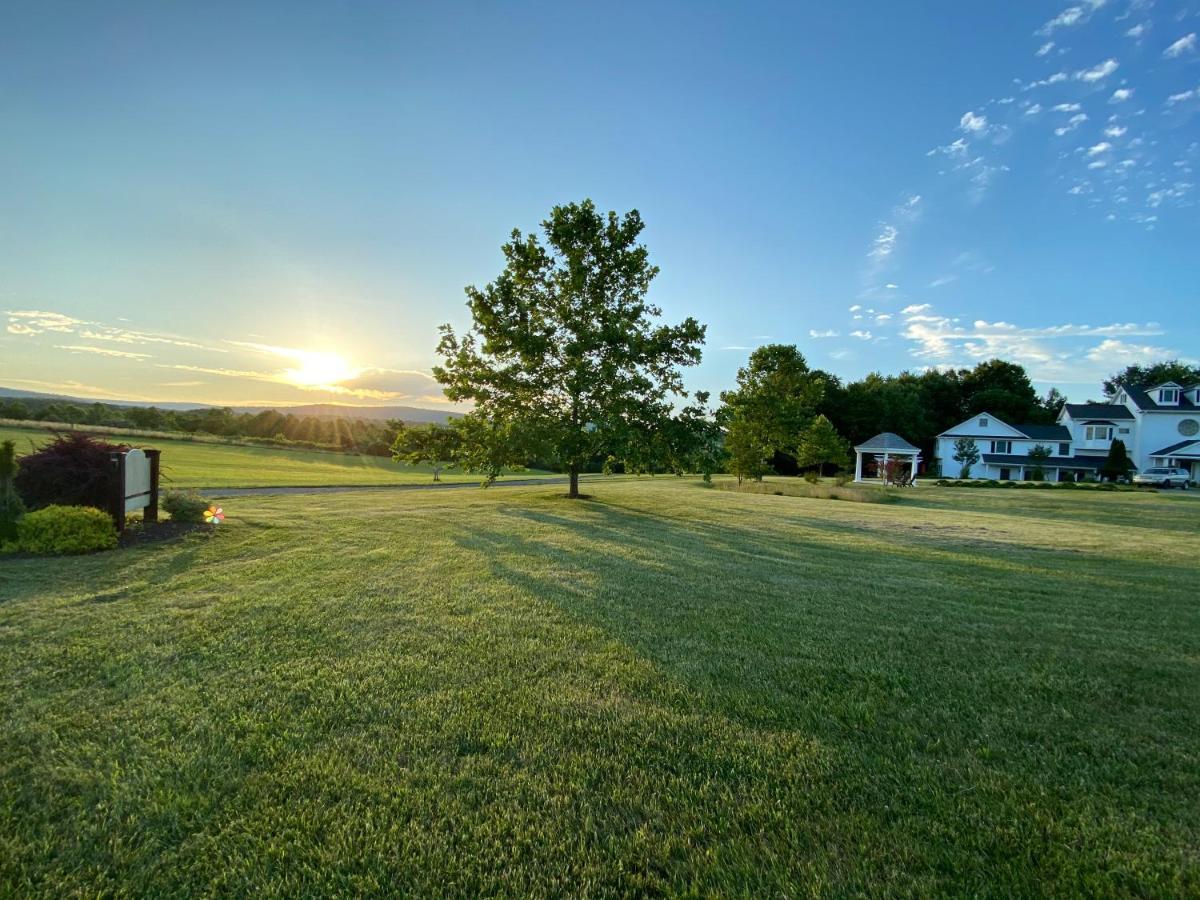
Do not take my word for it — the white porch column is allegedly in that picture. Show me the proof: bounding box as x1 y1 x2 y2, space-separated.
854 450 863 482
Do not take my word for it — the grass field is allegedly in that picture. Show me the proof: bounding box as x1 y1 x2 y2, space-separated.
0 425 551 488
2 479 1198 895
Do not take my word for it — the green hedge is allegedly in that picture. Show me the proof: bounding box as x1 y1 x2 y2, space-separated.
16 505 117 555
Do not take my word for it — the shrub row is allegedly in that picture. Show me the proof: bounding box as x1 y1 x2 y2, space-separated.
932 478 1137 492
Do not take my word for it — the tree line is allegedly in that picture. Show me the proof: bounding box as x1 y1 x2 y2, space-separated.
0 397 404 456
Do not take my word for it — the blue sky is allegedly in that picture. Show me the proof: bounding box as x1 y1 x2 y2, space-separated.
2 0 1197 407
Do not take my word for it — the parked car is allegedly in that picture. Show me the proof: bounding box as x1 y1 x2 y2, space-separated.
1132 467 1192 489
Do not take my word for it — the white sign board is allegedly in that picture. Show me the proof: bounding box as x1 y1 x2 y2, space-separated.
124 449 152 513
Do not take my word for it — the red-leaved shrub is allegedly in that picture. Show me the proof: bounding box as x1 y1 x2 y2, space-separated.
14 433 128 511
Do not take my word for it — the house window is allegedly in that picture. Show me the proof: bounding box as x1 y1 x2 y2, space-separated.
1059 442 1070 455
1118 427 1130 434
991 440 1012 454
1085 425 1112 442
1160 388 1180 404
979 417 989 427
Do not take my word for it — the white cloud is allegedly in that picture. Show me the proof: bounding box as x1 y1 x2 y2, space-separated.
1036 41 1056 56
1052 103 1082 112
5 310 89 334
1125 22 1149 39
868 224 898 262
1104 125 1127 137
1075 58 1119 82
849 330 873 340
1025 103 1043 115
928 137 969 158
929 275 957 288
848 304 862 312
901 311 1166 374
1038 1 1107 36
1163 33 1197 59
959 110 988 133
808 329 839 338
1110 88 1134 102
1087 141 1113 156
55 345 152 360
1055 113 1089 136
884 283 899 290
875 314 893 323
1167 88 1197 104
1086 338 1180 363
902 304 932 315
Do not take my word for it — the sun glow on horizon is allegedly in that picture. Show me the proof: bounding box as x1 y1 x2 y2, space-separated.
281 349 360 388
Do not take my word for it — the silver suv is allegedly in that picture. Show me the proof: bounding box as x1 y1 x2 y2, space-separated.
1133 467 1192 489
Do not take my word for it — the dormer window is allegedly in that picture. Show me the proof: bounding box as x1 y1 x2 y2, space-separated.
1085 425 1113 442
1117 391 1127 403
1160 388 1180 405
991 440 1011 454
979 417 989 427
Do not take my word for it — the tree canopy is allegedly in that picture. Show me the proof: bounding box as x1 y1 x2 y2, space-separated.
718 344 827 476
1103 360 1200 398
434 200 706 497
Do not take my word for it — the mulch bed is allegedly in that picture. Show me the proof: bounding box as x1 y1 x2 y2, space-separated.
118 520 206 548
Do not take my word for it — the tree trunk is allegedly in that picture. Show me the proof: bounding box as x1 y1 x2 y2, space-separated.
568 466 580 498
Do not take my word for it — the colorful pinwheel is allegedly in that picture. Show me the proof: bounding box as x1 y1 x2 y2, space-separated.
204 506 225 525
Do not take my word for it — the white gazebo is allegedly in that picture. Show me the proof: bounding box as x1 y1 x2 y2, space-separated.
853 432 922 483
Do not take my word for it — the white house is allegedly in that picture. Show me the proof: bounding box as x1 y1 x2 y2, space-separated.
935 413 1092 482
934 381 1200 482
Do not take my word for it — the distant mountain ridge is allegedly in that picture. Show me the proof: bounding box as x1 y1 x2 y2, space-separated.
0 387 462 424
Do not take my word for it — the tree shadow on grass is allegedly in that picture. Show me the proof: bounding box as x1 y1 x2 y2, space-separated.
444 493 1200 889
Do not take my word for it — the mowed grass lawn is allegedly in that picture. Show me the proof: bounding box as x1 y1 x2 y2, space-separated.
1 480 1198 895
0 425 552 488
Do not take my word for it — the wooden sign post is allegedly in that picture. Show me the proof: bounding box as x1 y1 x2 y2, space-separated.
109 448 161 532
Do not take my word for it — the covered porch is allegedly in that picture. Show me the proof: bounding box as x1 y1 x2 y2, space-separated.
853 432 922 483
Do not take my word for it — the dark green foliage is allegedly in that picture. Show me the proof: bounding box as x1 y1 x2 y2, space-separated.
15 505 117 555
719 344 825 473
14 432 126 510
434 200 706 497
0 440 25 542
391 422 462 481
1102 439 1134 481
161 490 211 524
795 414 852 473
723 412 773 483
1104 360 1200 398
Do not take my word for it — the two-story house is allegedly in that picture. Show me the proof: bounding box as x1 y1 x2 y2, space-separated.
933 382 1200 482
934 414 1097 481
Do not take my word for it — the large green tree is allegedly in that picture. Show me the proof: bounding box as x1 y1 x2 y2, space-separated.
718 344 825 472
434 200 706 498
795 414 852 474
961 359 1046 424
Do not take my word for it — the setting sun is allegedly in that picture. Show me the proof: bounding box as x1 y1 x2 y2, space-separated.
281 350 359 388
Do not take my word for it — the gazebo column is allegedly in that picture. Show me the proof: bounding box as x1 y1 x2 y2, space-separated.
854 451 863 482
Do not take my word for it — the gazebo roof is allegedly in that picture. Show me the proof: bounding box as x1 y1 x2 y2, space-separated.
854 432 920 453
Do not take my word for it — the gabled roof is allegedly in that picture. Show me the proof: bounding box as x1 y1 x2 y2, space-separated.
1149 439 1200 457
1120 384 1200 412
1062 403 1135 421
854 432 920 453
1015 423 1071 441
